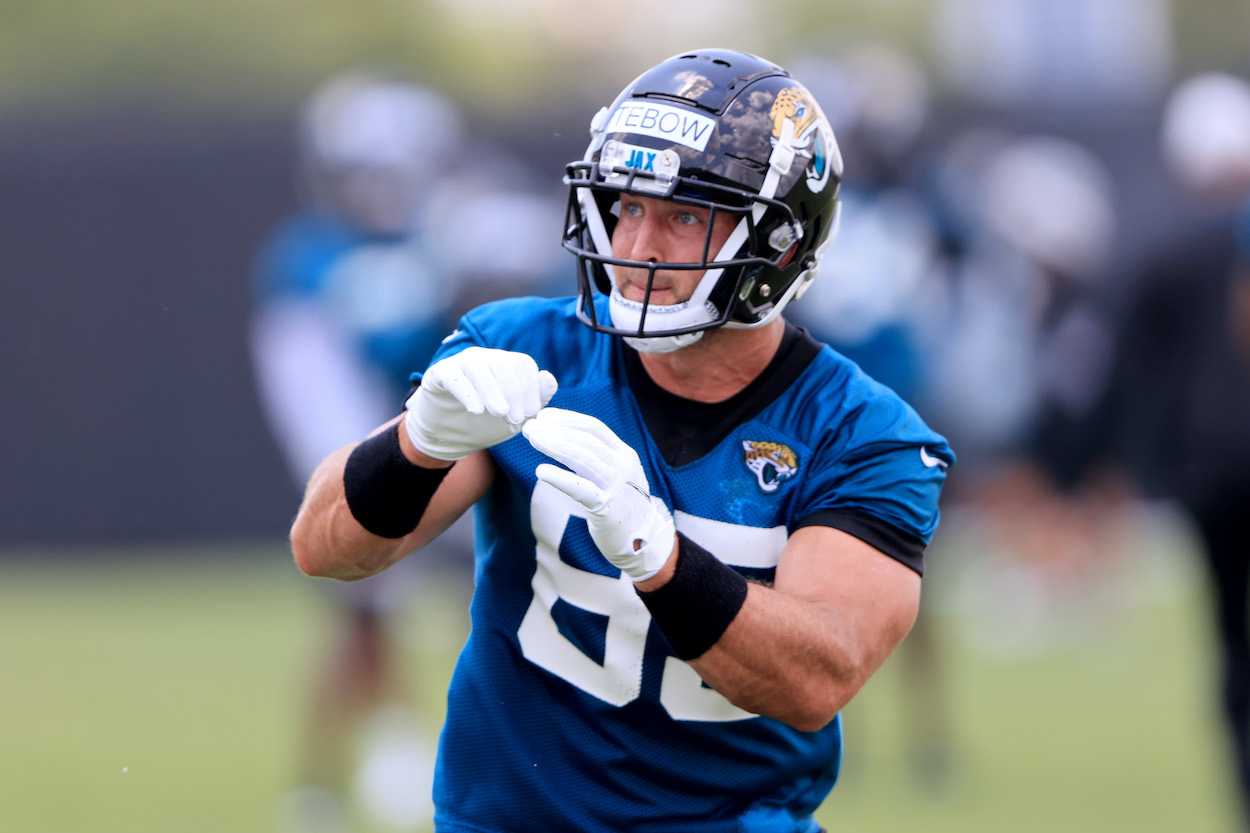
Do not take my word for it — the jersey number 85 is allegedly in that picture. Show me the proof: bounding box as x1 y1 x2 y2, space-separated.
518 481 755 723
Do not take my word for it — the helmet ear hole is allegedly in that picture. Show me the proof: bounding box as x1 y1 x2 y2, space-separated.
737 273 758 302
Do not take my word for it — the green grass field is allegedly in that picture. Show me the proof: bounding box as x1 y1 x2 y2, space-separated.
0 519 1238 833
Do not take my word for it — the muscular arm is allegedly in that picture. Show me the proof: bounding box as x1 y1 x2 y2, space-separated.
290 417 495 581
639 526 921 732
521 406 922 731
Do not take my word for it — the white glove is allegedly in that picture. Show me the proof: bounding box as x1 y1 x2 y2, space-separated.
405 347 558 461
522 408 675 581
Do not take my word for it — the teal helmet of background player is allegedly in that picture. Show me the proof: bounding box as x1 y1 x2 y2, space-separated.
563 48 844 353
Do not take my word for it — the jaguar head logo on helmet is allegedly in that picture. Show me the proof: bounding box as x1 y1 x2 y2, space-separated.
562 49 844 353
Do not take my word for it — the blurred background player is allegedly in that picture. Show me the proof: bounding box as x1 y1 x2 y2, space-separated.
922 130 1119 499
248 69 467 833
918 129 1151 666
1107 71 1250 825
786 43 939 406
416 144 570 313
922 70 1250 823
786 42 958 793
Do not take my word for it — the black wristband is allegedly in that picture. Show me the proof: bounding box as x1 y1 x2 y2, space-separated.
343 425 452 539
636 532 749 660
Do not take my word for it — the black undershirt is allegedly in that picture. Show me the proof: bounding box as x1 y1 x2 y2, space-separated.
622 322 927 575
622 322 819 466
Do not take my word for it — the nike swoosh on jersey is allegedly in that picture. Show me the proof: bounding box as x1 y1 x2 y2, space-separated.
919 447 948 469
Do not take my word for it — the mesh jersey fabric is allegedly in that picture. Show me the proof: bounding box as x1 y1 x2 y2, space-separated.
426 295 952 833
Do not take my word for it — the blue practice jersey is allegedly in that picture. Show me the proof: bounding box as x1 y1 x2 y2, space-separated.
427 296 952 833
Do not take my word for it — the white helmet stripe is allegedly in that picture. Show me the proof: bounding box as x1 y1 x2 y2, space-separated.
579 187 616 286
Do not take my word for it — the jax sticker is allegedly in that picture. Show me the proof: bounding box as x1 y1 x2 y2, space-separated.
599 140 681 191
605 102 717 151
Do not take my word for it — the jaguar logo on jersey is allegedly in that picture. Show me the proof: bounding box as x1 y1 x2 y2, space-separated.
769 87 837 194
742 440 799 493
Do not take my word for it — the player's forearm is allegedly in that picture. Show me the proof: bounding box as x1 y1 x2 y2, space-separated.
634 533 884 730
289 445 414 580
688 587 894 731
639 527 922 732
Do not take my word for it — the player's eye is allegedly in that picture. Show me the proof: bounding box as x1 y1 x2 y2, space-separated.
677 211 700 226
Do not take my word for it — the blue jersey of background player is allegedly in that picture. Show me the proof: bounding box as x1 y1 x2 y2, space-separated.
250 70 467 831
291 49 953 833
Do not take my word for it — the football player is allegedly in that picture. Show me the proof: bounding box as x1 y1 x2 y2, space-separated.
290 49 953 832
1133 71 1250 826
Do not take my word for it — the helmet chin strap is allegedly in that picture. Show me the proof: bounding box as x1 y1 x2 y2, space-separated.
623 329 704 354
609 285 710 353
